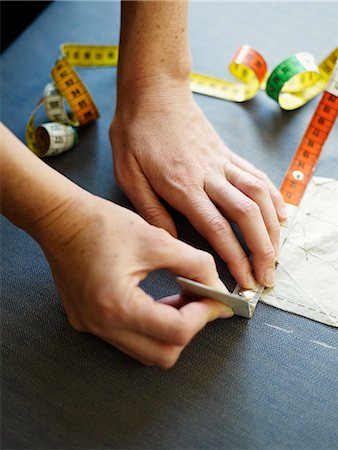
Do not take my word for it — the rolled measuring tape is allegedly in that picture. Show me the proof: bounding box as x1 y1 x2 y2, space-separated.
26 43 337 156
232 59 338 312
26 44 119 157
190 46 338 109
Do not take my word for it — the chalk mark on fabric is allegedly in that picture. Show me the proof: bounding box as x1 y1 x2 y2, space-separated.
310 340 337 349
264 323 293 333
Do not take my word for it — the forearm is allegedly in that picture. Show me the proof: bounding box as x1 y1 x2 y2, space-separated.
0 123 89 245
117 0 192 102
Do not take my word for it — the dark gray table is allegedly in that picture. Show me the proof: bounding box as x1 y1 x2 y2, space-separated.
1 2 337 449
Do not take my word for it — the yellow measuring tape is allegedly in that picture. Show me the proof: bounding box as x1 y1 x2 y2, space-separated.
26 43 338 156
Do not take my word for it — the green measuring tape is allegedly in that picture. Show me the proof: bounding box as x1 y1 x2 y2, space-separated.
26 44 338 156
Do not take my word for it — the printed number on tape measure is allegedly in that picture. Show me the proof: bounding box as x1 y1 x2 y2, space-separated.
26 43 337 156
229 60 338 317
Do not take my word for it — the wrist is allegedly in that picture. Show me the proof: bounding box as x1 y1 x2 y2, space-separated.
114 75 194 120
117 52 192 91
0 124 98 252
116 0 193 111
32 188 96 255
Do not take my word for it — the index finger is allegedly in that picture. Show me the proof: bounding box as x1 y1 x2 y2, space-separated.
166 190 257 289
147 228 223 287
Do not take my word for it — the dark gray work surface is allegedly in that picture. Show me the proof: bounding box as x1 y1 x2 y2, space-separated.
1 2 338 449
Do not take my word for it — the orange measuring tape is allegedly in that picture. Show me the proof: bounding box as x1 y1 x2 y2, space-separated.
231 60 338 311
25 43 338 318
280 88 338 206
179 70 338 317
26 43 337 156
51 57 100 126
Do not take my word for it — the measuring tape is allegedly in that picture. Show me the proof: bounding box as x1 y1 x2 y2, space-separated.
26 44 337 156
25 43 338 316
232 59 338 313
179 71 338 318
26 44 118 156
190 46 338 109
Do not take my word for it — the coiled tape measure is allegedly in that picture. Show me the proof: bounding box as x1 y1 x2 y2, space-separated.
26 44 338 317
26 43 337 156
26 44 118 156
179 59 338 318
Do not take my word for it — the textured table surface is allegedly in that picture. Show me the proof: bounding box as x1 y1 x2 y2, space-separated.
1 2 338 449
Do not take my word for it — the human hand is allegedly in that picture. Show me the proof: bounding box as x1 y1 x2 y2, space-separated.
110 80 287 289
37 193 233 368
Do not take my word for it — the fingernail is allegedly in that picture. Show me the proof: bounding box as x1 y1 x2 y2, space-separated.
219 307 234 318
246 273 257 290
263 267 275 287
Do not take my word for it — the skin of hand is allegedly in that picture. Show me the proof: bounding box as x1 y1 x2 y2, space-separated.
110 0 287 290
42 198 233 368
1 123 233 368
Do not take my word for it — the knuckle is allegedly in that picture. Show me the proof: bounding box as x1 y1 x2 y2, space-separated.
172 325 191 347
114 160 134 190
207 216 232 237
272 189 284 204
93 289 129 324
249 178 268 196
156 349 181 369
151 227 171 246
114 167 128 189
236 199 260 218
177 175 196 189
142 204 164 224
171 166 195 188
196 250 216 270
227 251 250 275
95 299 116 321
268 221 281 236
167 169 201 199
255 169 269 182
235 251 249 266
261 246 276 262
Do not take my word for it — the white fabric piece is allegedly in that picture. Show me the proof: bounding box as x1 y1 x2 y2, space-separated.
261 177 338 327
